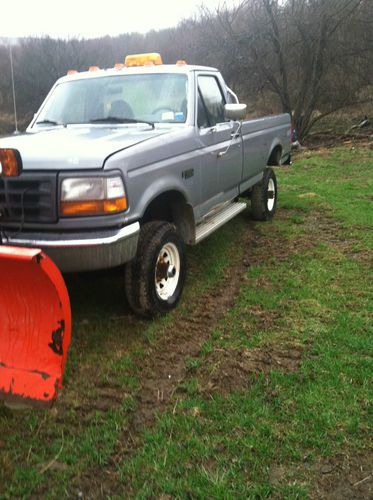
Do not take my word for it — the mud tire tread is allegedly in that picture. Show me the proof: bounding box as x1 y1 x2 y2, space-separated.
124 221 185 317
251 168 277 221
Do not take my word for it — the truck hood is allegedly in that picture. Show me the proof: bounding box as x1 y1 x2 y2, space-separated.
0 125 169 171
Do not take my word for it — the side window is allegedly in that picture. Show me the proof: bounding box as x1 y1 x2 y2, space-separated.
197 91 209 128
198 75 226 127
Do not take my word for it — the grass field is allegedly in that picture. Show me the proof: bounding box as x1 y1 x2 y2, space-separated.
0 145 372 498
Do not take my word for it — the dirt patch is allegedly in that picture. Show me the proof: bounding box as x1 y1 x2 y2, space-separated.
127 227 259 431
304 132 373 150
302 213 373 265
69 206 360 496
266 451 373 498
70 221 274 494
119 216 309 433
241 305 282 329
312 451 373 499
73 214 312 496
195 345 303 396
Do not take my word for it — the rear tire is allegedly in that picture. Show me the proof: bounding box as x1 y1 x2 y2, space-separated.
251 168 277 221
124 221 186 317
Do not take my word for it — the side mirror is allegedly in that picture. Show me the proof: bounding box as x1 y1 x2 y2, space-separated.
225 103 247 121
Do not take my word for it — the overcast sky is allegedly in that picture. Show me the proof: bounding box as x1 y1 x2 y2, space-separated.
1 0 233 39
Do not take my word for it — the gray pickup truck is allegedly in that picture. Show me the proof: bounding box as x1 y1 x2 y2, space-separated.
0 53 291 316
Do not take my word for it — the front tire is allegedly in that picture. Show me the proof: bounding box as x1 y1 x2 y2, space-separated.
251 167 277 221
124 221 186 317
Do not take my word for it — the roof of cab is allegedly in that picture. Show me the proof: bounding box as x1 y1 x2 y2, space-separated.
58 64 219 84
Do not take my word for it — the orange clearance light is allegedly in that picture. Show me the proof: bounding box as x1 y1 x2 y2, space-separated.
114 63 125 70
176 60 187 65
125 52 163 67
67 69 78 75
0 148 22 177
89 66 100 72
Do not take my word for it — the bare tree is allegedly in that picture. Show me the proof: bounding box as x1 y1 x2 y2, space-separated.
206 0 372 138
1 0 372 137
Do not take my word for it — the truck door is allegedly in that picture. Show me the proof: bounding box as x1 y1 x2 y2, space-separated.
196 74 242 217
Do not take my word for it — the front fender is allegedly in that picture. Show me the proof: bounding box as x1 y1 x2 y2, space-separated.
137 175 191 219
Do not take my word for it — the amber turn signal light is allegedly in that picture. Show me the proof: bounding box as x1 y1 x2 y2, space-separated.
0 148 22 177
60 197 127 216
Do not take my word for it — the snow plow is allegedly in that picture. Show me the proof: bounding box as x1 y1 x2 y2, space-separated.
0 246 71 408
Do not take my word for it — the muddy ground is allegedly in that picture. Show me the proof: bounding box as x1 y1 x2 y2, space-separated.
44 202 371 499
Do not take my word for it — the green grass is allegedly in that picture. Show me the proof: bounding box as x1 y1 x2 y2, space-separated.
0 197 246 499
117 147 373 497
0 146 372 497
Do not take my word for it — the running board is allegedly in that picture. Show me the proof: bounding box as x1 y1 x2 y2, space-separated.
195 202 247 244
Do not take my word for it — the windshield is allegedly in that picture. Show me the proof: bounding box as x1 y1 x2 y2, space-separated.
34 73 188 127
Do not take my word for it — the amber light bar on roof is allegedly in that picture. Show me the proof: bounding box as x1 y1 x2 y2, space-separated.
125 52 163 67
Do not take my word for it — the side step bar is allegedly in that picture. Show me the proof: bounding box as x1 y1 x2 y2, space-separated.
195 201 247 244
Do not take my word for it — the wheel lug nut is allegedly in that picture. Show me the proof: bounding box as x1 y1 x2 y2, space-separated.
168 266 176 277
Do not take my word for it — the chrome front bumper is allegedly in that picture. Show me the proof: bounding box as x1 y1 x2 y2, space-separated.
4 222 140 272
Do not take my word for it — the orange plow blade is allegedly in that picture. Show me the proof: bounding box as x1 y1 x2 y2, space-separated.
0 246 71 408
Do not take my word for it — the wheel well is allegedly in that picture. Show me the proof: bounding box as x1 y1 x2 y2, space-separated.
267 145 282 166
142 191 195 244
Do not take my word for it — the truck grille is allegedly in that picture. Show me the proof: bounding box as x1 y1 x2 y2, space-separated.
0 173 57 224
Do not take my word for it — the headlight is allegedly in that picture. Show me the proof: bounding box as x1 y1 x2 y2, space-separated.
60 176 127 216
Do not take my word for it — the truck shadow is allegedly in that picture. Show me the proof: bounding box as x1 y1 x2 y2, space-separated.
64 266 130 320
62 267 145 360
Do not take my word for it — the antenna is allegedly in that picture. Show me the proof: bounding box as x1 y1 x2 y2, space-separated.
9 42 19 134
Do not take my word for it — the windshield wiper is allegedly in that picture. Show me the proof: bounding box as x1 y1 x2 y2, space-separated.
35 119 64 126
90 116 155 129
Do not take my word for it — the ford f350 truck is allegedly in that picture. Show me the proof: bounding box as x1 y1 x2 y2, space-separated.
0 53 291 317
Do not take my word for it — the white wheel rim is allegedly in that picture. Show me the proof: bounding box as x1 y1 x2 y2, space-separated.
267 178 275 211
155 242 181 301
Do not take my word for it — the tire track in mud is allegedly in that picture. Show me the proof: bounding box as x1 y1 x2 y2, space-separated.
125 212 307 427
76 208 351 496
75 214 304 496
